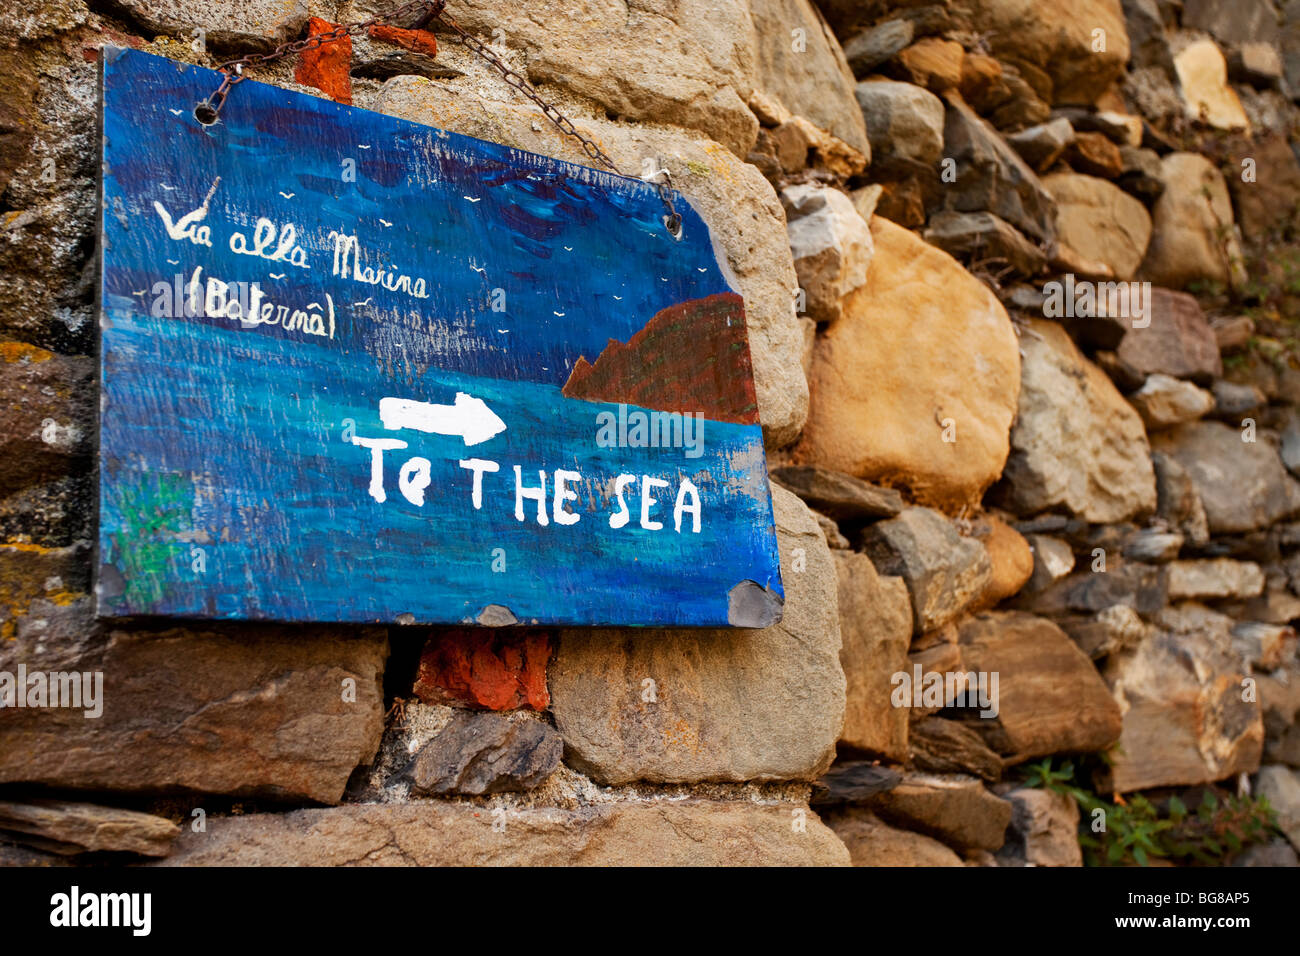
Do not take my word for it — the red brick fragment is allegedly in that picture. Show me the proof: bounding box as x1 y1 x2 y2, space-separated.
368 24 439 59
414 630 552 711
294 17 353 105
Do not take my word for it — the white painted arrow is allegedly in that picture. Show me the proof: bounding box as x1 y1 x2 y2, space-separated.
379 392 507 446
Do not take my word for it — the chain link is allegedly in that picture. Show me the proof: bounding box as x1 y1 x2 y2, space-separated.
196 1 683 237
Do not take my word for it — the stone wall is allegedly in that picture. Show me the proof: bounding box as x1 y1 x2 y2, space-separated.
2 0 1300 866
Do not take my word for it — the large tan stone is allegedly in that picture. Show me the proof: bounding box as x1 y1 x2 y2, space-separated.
1174 38 1251 131
103 0 309 51
1140 152 1247 291
954 0 1131 105
996 319 1156 522
378 76 808 446
0 601 388 805
834 551 911 760
1101 629 1263 792
549 485 844 785
157 799 850 866
957 612 1123 763
866 771 1012 852
749 0 871 157
348 0 760 156
825 809 963 866
796 217 1020 510
1043 172 1152 281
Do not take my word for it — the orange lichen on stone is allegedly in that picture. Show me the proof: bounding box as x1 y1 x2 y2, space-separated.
294 18 353 105
368 24 438 59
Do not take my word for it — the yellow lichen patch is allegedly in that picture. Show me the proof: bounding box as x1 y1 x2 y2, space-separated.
701 142 739 188
0 341 54 364
0 543 81 641
664 717 704 756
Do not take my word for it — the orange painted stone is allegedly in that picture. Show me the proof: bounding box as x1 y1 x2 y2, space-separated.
368 24 438 59
294 18 353 105
414 631 552 711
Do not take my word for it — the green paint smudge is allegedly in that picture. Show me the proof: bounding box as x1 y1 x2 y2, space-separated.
106 471 193 610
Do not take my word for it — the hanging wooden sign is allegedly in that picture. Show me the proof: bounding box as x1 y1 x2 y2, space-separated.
95 47 783 628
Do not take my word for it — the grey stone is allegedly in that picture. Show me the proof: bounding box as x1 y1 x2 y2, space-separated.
860 507 993 634
1122 529 1184 562
1117 145 1166 201
812 762 903 806
1151 422 1300 534
923 210 1047 277
1122 0 1175 71
770 465 904 519
781 183 873 324
401 711 562 796
1024 534 1076 593
1230 42 1286 87
1015 561 1169 617
1214 380 1268 423
1184 0 1281 47
843 19 915 76
1006 118 1075 172
1256 765 1300 852
995 320 1157 523
1114 289 1223 384
1153 450 1211 546
856 79 946 165
1232 837 1299 866
941 94 1057 245
995 787 1082 867
1232 621 1296 672
1058 604 1154 660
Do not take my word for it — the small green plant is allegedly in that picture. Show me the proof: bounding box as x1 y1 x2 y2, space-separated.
1020 757 1279 867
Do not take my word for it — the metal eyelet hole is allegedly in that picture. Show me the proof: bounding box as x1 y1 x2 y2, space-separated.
194 102 220 126
664 213 683 240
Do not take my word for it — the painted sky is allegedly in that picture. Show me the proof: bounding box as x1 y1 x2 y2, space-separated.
100 47 734 386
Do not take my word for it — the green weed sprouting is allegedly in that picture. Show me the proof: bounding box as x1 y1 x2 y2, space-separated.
1020 757 1279 867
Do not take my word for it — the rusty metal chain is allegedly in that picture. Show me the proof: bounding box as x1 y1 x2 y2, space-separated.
196 0 683 237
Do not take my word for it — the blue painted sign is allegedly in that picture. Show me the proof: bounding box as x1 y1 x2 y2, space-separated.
96 48 783 627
